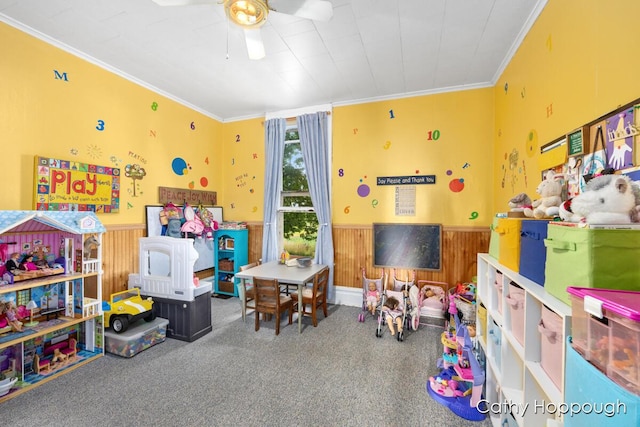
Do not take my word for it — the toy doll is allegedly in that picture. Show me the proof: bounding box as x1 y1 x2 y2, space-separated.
19 254 39 271
365 281 380 314
422 287 436 299
1 300 24 332
382 296 403 336
5 253 20 272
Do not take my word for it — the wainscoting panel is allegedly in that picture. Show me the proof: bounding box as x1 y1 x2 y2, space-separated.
102 224 145 298
100 223 489 299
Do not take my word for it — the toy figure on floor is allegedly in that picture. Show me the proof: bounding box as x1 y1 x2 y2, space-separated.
365 281 380 315
382 296 403 336
1 300 24 332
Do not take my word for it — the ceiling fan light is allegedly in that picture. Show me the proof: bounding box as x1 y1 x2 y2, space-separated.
225 0 268 28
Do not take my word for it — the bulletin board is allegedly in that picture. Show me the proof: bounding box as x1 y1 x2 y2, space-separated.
145 205 223 272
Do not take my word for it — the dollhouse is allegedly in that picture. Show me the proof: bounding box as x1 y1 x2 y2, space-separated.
0 210 105 402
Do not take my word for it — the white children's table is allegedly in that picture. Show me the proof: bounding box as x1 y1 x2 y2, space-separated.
235 260 327 333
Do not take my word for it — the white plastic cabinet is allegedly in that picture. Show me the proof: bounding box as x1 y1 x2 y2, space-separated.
476 253 571 427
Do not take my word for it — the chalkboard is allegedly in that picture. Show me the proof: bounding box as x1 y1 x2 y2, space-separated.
145 205 223 272
567 127 585 156
373 223 442 271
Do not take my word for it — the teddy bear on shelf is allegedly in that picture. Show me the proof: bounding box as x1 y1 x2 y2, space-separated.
565 174 640 224
523 170 563 219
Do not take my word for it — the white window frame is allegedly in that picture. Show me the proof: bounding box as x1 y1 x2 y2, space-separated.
277 121 317 255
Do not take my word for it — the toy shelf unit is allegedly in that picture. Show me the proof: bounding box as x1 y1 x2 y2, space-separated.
213 228 248 297
0 211 105 403
476 253 572 427
128 236 212 342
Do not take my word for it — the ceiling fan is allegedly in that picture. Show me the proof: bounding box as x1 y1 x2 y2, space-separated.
151 0 334 60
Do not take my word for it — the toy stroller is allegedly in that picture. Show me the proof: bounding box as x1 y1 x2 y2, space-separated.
375 269 420 341
358 267 385 322
391 268 421 332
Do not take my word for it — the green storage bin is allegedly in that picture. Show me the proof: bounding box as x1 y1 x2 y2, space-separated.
489 217 500 259
543 224 640 305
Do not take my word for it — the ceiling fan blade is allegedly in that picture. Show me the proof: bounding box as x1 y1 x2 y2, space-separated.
268 0 333 22
244 29 265 60
151 0 215 6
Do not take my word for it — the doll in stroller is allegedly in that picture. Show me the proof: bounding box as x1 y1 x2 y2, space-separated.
375 269 420 341
358 268 384 322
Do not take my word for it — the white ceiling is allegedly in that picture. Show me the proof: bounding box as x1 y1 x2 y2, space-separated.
0 0 546 122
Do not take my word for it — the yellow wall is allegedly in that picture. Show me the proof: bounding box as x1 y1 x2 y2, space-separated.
219 89 497 227
3 0 640 228
0 22 222 225
332 91 494 226
493 0 640 212
218 118 265 222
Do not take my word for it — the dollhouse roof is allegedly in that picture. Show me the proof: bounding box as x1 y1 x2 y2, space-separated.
0 211 106 236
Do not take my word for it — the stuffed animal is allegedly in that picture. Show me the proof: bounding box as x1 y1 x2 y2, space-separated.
508 193 532 214
569 174 640 224
523 170 563 219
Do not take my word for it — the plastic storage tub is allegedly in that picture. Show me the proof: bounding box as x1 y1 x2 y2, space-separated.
567 287 640 395
538 304 563 390
105 317 169 358
518 219 549 286
495 218 523 272
506 283 525 345
544 224 640 305
565 338 640 427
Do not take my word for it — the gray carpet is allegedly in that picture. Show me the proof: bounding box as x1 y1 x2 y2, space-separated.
3 298 493 427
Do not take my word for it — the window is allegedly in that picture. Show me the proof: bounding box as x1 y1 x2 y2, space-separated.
279 122 318 256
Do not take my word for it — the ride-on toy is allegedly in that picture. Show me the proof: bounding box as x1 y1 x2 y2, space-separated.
103 288 155 333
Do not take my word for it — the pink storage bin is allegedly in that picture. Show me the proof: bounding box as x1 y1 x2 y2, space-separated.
494 270 503 314
538 305 563 390
567 287 640 395
506 282 525 345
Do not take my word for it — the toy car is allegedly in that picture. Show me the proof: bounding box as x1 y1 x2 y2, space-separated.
103 288 155 334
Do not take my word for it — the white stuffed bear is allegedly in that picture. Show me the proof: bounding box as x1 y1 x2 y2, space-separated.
569 174 640 224
523 170 563 219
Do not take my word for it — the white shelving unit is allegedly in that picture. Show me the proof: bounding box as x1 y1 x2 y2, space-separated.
476 253 572 427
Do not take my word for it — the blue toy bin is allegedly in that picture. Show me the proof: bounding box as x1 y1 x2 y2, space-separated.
518 219 549 286
564 337 640 427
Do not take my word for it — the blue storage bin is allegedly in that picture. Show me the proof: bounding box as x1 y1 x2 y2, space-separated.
565 338 640 427
518 219 549 286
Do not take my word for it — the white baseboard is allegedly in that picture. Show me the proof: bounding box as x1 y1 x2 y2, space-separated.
329 285 363 307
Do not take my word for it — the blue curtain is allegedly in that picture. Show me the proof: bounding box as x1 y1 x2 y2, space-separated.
298 112 335 300
261 118 286 262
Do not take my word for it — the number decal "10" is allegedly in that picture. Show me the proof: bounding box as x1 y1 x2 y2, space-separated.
427 130 441 141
